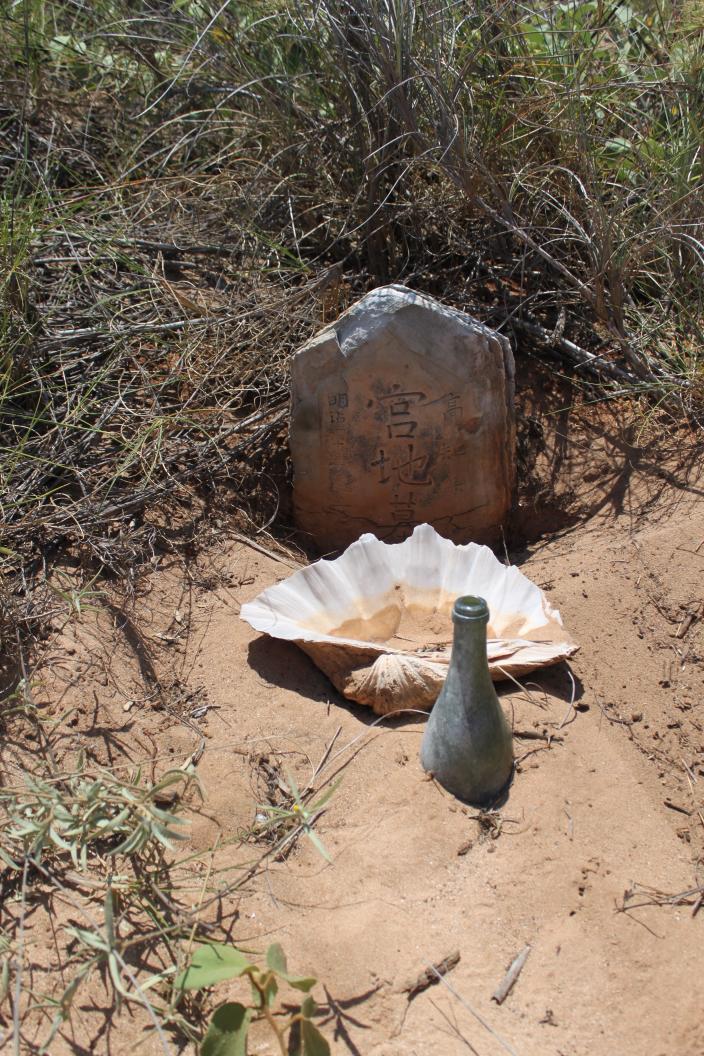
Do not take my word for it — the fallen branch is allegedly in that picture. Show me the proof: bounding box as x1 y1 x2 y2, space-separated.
509 315 640 385
38 315 216 349
400 950 461 1002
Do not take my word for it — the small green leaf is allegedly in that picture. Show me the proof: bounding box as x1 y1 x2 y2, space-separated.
0 958 10 1003
301 1018 331 1056
301 995 317 1018
266 943 287 975
265 942 316 990
0 847 21 869
287 973 317 993
302 825 332 864
104 889 115 947
175 944 253 992
201 1002 252 1056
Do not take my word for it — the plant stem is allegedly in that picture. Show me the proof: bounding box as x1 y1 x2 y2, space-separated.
251 975 288 1056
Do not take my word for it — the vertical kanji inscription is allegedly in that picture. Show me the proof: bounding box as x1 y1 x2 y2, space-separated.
290 285 515 551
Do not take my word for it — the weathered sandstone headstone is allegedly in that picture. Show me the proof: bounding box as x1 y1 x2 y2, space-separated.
290 284 515 552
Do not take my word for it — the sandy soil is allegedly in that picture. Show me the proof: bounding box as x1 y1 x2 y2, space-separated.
4 387 704 1056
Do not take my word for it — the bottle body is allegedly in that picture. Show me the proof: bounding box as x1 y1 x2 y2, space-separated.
420 596 513 803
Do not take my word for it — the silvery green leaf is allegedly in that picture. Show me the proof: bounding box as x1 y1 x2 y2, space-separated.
48 826 73 852
108 952 131 999
0 847 21 869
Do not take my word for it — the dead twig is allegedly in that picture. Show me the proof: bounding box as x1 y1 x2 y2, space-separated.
492 945 531 1005
513 729 564 743
508 315 640 385
675 601 704 639
622 882 704 913
663 798 691 817
401 950 461 1002
230 532 302 569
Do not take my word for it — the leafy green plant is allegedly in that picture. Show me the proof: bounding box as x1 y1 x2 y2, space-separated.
175 941 330 1056
254 771 340 863
38 885 180 1053
49 570 106 620
0 761 194 869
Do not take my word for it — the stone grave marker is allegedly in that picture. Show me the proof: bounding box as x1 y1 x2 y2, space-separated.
290 284 515 552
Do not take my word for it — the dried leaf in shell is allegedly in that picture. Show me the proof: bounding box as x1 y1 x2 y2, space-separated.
240 524 578 715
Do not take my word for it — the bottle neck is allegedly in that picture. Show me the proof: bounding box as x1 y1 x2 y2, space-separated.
451 616 491 682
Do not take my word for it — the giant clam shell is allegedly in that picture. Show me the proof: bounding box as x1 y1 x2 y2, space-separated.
240 524 578 715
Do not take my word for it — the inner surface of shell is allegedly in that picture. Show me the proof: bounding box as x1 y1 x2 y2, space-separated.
240 524 578 714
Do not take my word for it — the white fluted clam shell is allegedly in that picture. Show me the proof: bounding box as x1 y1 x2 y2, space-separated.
240 524 578 714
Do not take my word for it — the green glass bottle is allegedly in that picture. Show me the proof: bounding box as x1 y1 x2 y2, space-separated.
420 595 513 803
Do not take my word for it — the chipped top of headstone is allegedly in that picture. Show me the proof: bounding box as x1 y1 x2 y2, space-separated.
333 284 506 357
290 284 515 553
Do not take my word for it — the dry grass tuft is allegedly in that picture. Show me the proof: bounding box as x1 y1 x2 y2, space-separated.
2 0 703 646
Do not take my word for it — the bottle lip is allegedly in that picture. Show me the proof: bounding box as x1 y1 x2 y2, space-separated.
452 595 489 623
